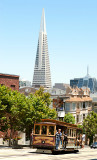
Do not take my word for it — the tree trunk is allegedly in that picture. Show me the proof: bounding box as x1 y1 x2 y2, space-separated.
9 130 12 147
29 127 33 148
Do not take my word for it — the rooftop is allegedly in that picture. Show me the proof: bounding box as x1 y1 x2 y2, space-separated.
0 73 19 78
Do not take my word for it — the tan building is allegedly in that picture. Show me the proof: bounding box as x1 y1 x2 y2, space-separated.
52 87 92 124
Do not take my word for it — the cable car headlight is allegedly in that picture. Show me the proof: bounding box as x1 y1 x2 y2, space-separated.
42 140 45 144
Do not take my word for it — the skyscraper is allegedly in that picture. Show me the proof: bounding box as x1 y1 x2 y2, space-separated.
70 66 97 93
32 9 52 88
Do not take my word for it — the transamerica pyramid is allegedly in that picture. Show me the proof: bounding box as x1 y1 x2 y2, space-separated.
32 9 52 88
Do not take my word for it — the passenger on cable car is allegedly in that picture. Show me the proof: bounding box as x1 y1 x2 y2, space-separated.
63 133 68 149
56 129 62 150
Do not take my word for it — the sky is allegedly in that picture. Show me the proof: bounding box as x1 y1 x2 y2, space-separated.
0 0 97 86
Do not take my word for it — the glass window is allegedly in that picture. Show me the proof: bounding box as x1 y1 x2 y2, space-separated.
74 130 76 137
77 103 79 109
65 103 70 111
89 102 92 107
72 129 73 137
42 125 47 135
77 115 79 123
83 114 85 120
49 126 54 135
35 125 40 134
72 103 76 110
83 102 85 109
67 129 69 136
70 129 71 136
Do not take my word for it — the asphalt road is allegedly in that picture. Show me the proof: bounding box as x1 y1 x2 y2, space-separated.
0 146 97 160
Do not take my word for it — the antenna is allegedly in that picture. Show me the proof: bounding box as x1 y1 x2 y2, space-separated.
87 65 89 76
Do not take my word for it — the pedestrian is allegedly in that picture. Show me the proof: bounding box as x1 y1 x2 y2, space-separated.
30 131 33 147
82 134 85 148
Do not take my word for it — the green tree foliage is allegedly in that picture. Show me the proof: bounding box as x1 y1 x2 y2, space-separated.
34 87 51 107
64 113 75 124
0 85 27 145
0 85 57 145
28 87 57 123
83 111 97 145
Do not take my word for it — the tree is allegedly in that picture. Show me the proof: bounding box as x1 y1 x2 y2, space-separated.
34 87 51 107
13 87 57 145
64 113 75 124
0 85 57 146
0 85 28 146
83 111 97 145
25 88 57 142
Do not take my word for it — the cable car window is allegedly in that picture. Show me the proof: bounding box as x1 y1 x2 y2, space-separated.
70 129 71 137
35 125 40 134
67 129 69 136
42 125 47 135
72 129 73 137
49 126 54 135
74 130 76 137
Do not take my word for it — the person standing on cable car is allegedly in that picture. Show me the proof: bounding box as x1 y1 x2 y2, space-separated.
63 133 68 149
56 129 62 150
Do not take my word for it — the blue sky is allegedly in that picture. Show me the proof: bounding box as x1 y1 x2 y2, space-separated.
0 0 97 85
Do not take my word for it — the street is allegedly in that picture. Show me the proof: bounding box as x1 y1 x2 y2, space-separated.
0 147 97 160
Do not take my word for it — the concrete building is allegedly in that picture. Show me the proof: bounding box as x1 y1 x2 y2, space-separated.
53 83 70 91
32 9 51 88
0 73 19 91
19 79 31 88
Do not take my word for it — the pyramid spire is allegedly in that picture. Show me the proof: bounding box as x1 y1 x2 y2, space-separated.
40 8 46 34
32 9 52 88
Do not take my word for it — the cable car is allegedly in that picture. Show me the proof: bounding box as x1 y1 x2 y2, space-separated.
33 119 82 154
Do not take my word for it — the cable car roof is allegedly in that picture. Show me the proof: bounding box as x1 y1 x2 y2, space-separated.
35 119 82 130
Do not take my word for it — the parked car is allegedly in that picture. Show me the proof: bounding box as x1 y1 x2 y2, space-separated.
90 142 97 149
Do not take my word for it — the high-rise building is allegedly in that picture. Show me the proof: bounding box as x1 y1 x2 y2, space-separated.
19 79 31 88
32 9 51 88
70 67 97 93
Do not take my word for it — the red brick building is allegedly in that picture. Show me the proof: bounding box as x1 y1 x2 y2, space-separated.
0 73 19 91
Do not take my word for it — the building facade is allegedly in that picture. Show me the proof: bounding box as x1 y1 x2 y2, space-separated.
19 87 37 97
52 87 92 124
90 93 97 113
19 79 31 88
32 9 51 88
53 83 70 91
0 73 19 91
